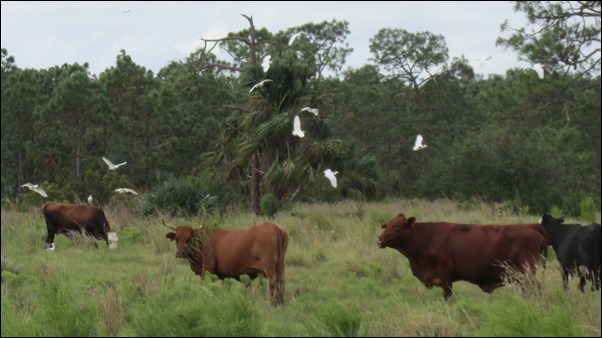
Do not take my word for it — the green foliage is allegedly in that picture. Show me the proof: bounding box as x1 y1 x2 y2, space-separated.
130 285 260 337
260 193 280 217
142 176 217 217
479 295 584 337
310 300 364 337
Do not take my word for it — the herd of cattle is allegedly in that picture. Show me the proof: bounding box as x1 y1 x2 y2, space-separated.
41 202 601 305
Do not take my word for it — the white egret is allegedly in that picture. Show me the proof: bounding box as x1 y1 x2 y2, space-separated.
88 195 93 204
249 79 273 93
115 188 138 195
102 157 127 170
413 134 428 151
532 63 544 79
301 107 319 116
292 115 305 138
120 6 131 13
21 183 48 197
324 169 338 188
288 32 304 46
262 55 272 73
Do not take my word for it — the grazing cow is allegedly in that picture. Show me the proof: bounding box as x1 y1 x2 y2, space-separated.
377 213 547 300
540 214 601 291
43 202 121 248
165 221 288 306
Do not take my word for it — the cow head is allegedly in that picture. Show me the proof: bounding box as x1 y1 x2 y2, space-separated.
540 214 564 226
377 213 416 248
165 225 198 258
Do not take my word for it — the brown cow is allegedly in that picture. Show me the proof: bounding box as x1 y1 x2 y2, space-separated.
377 213 547 300
165 222 288 306
43 202 121 248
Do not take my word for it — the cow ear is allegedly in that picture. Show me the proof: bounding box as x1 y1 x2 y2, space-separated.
166 232 176 240
405 217 416 228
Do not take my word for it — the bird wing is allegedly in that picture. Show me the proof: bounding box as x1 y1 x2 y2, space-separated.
293 115 304 137
116 161 127 167
533 64 544 79
324 170 337 188
32 187 48 197
21 183 36 189
126 188 138 195
262 55 271 73
103 157 116 167
289 32 302 46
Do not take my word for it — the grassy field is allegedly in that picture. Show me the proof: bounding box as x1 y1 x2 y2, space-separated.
1 199 600 337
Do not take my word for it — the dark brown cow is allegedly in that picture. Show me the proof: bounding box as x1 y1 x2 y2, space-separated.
377 213 547 300
165 222 288 306
43 202 121 248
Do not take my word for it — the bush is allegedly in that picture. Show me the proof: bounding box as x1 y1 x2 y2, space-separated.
142 176 217 217
260 193 280 217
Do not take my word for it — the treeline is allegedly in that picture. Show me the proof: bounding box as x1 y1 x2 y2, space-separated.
1 6 600 217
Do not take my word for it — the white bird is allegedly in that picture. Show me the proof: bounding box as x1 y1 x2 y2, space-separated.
249 79 273 93
301 107 319 116
477 56 492 68
413 134 428 151
262 55 272 73
88 195 93 204
288 32 304 46
292 115 305 138
120 6 131 13
115 188 138 195
102 157 127 170
21 183 48 197
532 63 544 79
324 169 338 188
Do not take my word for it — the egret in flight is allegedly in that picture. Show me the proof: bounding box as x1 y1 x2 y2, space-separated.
115 188 138 195
301 107 319 116
292 115 305 138
289 32 304 46
21 183 48 197
262 55 272 73
324 169 338 188
413 134 428 151
249 79 273 93
88 195 93 204
532 63 544 79
103 157 127 170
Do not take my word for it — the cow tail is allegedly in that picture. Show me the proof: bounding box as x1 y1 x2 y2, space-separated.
276 228 289 301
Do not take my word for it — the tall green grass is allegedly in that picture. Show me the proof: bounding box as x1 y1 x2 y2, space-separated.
1 199 600 336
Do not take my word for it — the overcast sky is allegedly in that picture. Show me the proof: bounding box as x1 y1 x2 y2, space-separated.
1 1 532 77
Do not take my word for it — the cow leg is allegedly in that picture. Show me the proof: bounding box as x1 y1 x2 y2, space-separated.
44 221 56 248
265 271 281 306
561 269 570 290
441 283 453 301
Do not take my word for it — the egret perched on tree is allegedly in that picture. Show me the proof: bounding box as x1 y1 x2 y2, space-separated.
301 107 319 116
324 169 338 188
102 157 127 170
292 115 305 138
115 188 138 195
532 63 544 79
21 183 48 197
288 32 304 46
249 79 273 93
262 55 272 73
88 195 93 204
413 134 428 151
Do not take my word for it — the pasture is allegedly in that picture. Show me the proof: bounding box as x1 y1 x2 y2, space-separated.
1 199 600 336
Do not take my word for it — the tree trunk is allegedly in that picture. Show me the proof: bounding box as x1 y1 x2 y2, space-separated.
250 151 261 215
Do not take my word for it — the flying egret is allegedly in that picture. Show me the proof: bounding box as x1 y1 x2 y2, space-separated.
413 134 428 151
262 55 272 73
21 183 48 197
301 107 319 116
292 115 305 138
324 169 338 188
120 6 131 13
288 32 304 46
115 188 138 195
532 63 544 79
88 195 93 204
249 79 273 93
477 56 492 68
102 157 127 170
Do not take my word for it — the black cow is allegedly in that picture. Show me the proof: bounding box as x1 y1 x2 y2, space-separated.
43 202 121 248
540 214 601 291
